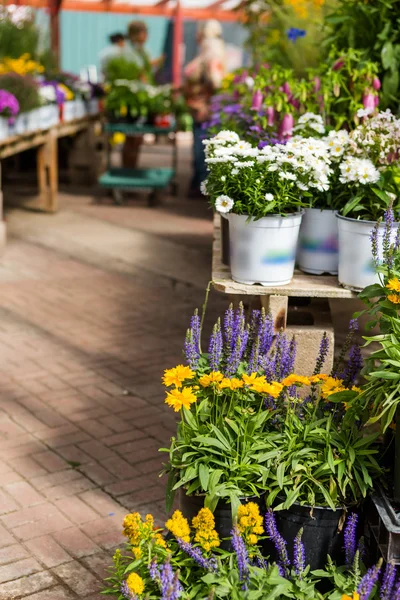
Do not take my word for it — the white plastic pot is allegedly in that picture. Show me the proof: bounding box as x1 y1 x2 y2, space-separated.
75 99 86 118
39 105 59 129
88 98 99 115
337 213 398 291
297 208 338 275
63 101 76 122
26 108 42 132
13 114 28 135
228 212 303 286
0 118 9 141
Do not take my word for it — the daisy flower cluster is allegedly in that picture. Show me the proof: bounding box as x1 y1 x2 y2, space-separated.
349 110 400 167
292 112 326 136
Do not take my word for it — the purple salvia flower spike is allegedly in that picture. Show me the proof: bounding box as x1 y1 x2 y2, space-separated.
265 510 290 574
224 303 234 353
248 336 260 374
184 310 201 369
383 205 395 269
209 319 223 372
177 538 218 572
370 221 380 266
380 562 397 600
314 332 329 375
259 309 274 355
343 344 363 387
344 513 358 569
159 559 182 600
293 528 305 577
391 577 400 600
149 558 160 581
231 525 249 584
357 563 381 600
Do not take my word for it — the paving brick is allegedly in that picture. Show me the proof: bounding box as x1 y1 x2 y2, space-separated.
101 456 140 480
0 489 19 515
30 469 81 491
8 457 47 479
0 524 16 549
22 585 77 600
77 419 112 438
77 440 115 461
55 496 99 525
77 463 117 487
32 451 69 473
53 560 101 595
78 489 125 518
0 544 29 566
4 482 44 507
0 570 57 599
52 527 101 558
0 557 41 584
42 477 97 501
25 536 72 568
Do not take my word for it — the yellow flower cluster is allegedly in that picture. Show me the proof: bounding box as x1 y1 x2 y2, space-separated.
221 72 234 90
386 278 400 304
0 54 44 76
123 512 166 558
165 510 191 543
126 572 145 595
199 372 224 386
284 0 324 19
165 386 197 412
342 594 359 600
163 365 194 388
192 508 220 552
237 502 263 547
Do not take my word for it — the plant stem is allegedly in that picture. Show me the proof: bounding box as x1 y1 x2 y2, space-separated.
199 281 212 355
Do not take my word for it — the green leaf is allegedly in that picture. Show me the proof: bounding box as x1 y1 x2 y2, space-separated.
165 469 177 513
183 407 198 430
382 41 395 70
199 464 210 491
276 463 285 489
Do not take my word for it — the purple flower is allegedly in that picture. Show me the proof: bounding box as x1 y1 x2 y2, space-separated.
314 332 329 375
184 310 201 369
342 343 363 387
224 304 234 352
209 319 223 371
259 310 274 356
231 525 249 584
177 538 218 572
265 510 290 575
383 206 395 269
158 560 182 600
287 27 306 42
149 558 160 580
344 513 358 568
121 581 137 600
0 90 19 119
293 528 305 577
357 564 381 600
380 562 397 600
370 222 380 265
391 577 400 600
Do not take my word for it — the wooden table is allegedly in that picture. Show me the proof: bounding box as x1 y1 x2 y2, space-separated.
211 214 356 373
0 116 102 215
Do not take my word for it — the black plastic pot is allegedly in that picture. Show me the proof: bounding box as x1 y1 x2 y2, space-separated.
220 214 230 267
179 490 265 549
265 503 347 571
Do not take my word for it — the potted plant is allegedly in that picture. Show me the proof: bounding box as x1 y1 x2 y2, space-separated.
160 301 296 529
0 73 41 135
335 111 400 291
203 132 331 285
0 89 19 140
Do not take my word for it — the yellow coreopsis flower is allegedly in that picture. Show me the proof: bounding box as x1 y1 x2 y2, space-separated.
163 365 195 388
281 374 310 387
342 594 359 600
126 572 145 595
388 293 400 305
165 510 190 542
165 386 197 411
218 377 244 391
242 373 260 386
249 376 267 393
309 373 329 383
199 371 224 387
262 382 284 398
59 83 74 101
386 277 400 292
320 377 344 399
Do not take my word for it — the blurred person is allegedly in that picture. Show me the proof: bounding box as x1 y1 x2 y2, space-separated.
99 32 125 79
122 21 164 167
183 19 226 197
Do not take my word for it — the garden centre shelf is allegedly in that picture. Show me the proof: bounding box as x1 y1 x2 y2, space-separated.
99 122 178 206
211 213 356 376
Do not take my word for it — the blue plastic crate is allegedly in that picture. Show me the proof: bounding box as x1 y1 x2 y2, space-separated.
98 168 174 190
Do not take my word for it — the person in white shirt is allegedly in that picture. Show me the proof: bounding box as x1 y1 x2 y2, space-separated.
99 33 126 79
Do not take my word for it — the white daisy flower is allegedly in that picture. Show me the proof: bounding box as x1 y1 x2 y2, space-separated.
265 193 274 201
215 195 234 213
200 180 208 196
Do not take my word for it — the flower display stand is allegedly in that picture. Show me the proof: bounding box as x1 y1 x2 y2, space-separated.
98 123 178 206
0 114 102 256
212 213 355 374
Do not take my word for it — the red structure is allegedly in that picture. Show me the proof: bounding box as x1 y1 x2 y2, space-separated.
7 0 242 85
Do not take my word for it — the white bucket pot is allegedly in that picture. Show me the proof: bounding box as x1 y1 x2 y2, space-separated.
337 213 398 291
75 99 86 118
13 113 28 135
297 208 338 275
88 98 99 115
0 118 9 141
63 101 76 122
228 212 303 286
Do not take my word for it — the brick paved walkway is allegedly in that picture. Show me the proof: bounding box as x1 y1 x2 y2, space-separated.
0 170 223 599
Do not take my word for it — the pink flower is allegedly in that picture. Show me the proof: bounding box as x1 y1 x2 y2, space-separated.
372 77 381 91
266 106 275 127
279 113 294 138
251 90 263 111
